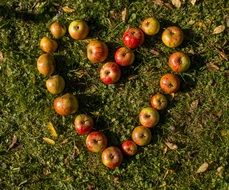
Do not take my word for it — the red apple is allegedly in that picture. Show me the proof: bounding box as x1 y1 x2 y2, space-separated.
46 75 65 94
101 146 123 169
121 140 137 156
122 27 145 49
100 62 121 85
53 93 78 116
37 53 55 76
162 26 184 48
140 17 160 36
132 126 152 146
74 114 93 135
50 21 66 39
168 52 190 73
114 46 135 66
40 37 58 53
87 40 108 63
160 73 180 94
150 93 168 110
86 131 107 153
139 107 160 128
68 20 89 40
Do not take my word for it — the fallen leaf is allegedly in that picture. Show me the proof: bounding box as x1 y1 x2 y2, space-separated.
164 2 174 9
43 137 55 145
163 146 168 154
153 0 164 6
190 0 197 5
164 141 178 150
61 139 69 144
213 25 225 34
190 100 199 111
196 162 209 173
8 134 17 150
206 63 220 71
47 122 58 138
121 8 127 22
171 0 181 8
151 48 160 56
62 6 75 13
216 166 224 177
219 51 228 61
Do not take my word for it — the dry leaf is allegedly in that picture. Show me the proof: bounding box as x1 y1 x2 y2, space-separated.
213 25 225 34
165 141 178 150
121 8 127 22
190 0 197 5
151 48 160 56
43 137 55 145
47 122 58 138
219 51 228 61
207 63 220 71
153 0 164 6
216 166 224 177
8 134 17 150
163 146 168 154
62 6 75 13
190 100 199 111
196 162 209 173
171 0 181 8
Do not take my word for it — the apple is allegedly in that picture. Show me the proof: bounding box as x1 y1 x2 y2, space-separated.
121 140 137 156
122 27 145 49
100 62 121 85
50 21 66 39
74 114 94 135
160 73 180 94
53 93 78 116
68 20 89 40
101 146 123 169
140 17 160 36
37 53 55 76
40 36 58 53
114 46 135 66
162 26 184 48
86 131 107 153
139 107 160 128
150 93 168 110
168 51 190 73
46 75 65 94
132 126 152 146
87 40 108 63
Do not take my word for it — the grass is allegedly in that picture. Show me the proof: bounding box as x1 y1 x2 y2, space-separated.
0 0 228 189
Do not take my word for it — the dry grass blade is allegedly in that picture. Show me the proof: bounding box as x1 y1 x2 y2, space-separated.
164 141 178 150
171 0 181 8
213 25 225 34
0 51 4 63
196 162 209 173
8 134 17 150
206 63 220 71
43 137 55 145
62 6 75 13
47 122 58 138
121 8 127 22
219 51 228 61
190 100 199 111
190 0 197 5
153 0 164 6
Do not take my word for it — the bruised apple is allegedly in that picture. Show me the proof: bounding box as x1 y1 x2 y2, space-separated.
87 40 108 63
74 114 93 135
150 93 168 110
86 131 107 153
121 140 137 156
40 37 58 53
168 52 190 73
100 62 121 85
53 93 78 116
114 46 135 66
162 26 184 48
37 53 55 76
50 21 66 39
102 146 123 169
46 75 65 94
160 73 180 94
68 20 89 40
122 27 145 49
